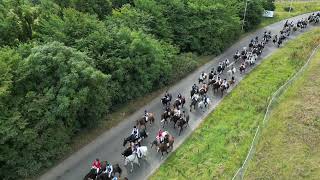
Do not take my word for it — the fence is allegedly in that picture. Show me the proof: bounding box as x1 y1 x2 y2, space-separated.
232 43 320 180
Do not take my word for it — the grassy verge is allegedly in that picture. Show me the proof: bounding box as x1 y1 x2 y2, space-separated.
259 1 320 28
150 28 320 180
245 49 320 179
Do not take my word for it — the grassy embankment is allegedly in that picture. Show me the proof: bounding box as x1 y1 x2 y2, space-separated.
245 48 320 179
64 0 320 168
259 1 320 28
150 28 320 179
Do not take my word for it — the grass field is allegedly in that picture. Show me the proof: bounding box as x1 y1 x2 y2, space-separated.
150 28 320 180
244 48 320 179
260 1 320 28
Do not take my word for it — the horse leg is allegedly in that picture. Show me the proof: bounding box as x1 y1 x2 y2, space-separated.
179 126 183 136
130 162 133 173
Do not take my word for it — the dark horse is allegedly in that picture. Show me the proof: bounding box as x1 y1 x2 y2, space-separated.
160 108 173 127
161 94 172 107
176 113 189 136
84 168 100 180
122 128 148 146
97 164 122 180
189 96 198 112
173 97 185 109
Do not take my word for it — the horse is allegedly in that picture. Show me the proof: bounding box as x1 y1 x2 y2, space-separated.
151 134 175 159
173 97 185 109
212 81 221 93
189 95 199 112
220 84 229 97
124 153 140 173
124 146 148 172
198 73 207 84
122 128 148 147
198 97 211 112
170 114 181 128
190 88 198 98
84 168 100 180
160 110 171 128
176 114 189 136
136 113 155 128
96 164 122 180
161 94 172 107
122 147 133 157
239 64 246 74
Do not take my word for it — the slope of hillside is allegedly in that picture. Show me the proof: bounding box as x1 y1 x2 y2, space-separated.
245 47 320 179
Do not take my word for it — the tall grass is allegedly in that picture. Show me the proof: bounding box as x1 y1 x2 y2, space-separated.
150 28 320 180
245 47 320 179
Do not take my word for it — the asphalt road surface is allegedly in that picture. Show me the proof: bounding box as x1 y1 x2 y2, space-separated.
39 13 319 180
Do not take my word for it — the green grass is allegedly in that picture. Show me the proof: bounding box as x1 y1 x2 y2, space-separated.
150 28 320 180
245 48 320 179
259 1 320 28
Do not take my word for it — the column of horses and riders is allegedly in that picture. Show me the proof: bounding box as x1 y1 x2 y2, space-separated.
84 13 320 180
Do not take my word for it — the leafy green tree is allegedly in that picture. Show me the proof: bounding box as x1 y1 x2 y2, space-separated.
111 0 134 8
0 0 38 46
71 0 112 19
0 42 111 179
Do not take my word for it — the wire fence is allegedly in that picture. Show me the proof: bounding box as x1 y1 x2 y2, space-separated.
232 43 320 180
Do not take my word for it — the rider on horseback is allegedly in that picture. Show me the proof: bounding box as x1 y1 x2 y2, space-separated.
91 158 101 174
222 79 229 89
192 83 199 92
131 126 139 140
144 110 149 122
104 162 113 178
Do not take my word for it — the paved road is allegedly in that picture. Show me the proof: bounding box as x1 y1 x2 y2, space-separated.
39 13 319 180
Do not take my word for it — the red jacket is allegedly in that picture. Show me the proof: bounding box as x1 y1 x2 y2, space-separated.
92 160 101 169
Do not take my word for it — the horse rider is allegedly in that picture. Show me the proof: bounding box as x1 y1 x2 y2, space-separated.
225 58 230 67
208 70 214 80
192 83 199 92
173 108 181 118
156 129 165 143
231 65 236 75
103 162 113 178
222 79 229 89
144 109 149 122
199 71 207 83
131 126 139 140
91 158 101 174
164 90 170 100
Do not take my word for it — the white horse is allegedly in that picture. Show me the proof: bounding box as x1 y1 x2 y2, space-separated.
198 97 211 112
227 66 236 77
124 153 139 173
124 146 148 172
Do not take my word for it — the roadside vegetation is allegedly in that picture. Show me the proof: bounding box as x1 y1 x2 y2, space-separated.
150 28 320 179
245 50 320 179
0 0 272 179
260 1 320 27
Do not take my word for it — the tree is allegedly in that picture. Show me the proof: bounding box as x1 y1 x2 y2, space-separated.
71 0 112 19
0 0 38 46
0 42 112 179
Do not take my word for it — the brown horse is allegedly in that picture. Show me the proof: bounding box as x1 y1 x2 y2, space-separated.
151 134 175 159
136 113 155 129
